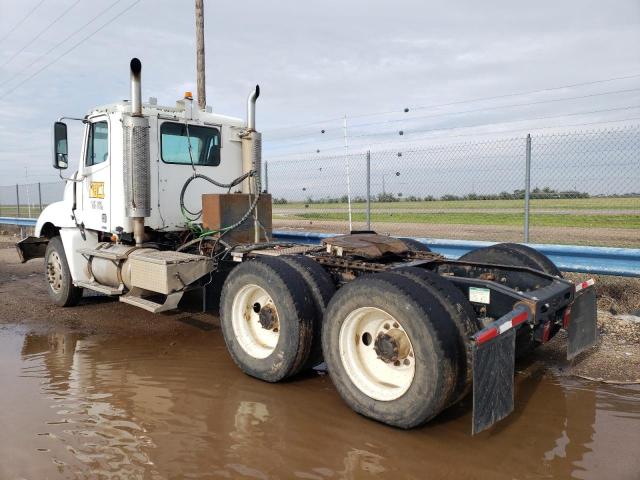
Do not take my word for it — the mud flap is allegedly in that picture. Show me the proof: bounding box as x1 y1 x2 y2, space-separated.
15 236 48 263
471 327 516 434
567 286 597 360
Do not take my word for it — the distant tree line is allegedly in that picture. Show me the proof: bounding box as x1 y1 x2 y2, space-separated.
271 187 600 204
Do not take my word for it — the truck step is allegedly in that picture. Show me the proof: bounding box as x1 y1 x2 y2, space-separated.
119 288 183 313
75 280 123 296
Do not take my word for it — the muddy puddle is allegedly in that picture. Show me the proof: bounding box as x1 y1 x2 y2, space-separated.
1 325 638 480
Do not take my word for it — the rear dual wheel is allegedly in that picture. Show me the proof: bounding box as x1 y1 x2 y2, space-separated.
220 255 331 382
322 271 465 428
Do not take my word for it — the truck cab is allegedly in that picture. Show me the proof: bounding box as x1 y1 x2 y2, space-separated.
18 59 261 293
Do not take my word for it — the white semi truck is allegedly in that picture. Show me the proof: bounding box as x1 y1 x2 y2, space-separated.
17 59 598 434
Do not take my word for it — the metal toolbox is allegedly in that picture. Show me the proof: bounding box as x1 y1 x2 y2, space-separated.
129 250 213 294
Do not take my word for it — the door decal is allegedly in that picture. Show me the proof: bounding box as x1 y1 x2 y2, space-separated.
89 182 105 199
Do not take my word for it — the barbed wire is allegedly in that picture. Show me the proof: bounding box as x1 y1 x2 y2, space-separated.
262 72 640 135
264 109 640 160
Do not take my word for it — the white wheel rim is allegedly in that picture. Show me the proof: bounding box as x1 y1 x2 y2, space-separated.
47 251 63 293
231 284 279 359
339 307 416 401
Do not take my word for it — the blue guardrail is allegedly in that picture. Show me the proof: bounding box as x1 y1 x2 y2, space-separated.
273 230 640 278
1 218 638 277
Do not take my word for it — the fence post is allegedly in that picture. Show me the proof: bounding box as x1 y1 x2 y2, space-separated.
15 184 20 218
366 150 371 230
38 182 43 212
264 161 269 193
524 134 531 243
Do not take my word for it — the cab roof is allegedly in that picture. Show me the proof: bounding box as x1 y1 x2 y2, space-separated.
86 100 245 127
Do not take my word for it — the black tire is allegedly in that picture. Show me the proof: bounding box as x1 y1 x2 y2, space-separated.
458 244 550 292
220 256 315 382
459 243 560 277
399 237 431 252
279 255 336 368
491 243 561 276
394 267 480 403
44 236 83 307
322 272 461 428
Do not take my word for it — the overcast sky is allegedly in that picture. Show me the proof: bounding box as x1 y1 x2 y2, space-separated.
0 0 639 185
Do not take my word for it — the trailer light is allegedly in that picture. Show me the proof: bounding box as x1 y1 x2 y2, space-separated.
184 91 193 99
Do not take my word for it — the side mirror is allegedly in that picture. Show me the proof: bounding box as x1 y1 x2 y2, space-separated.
53 121 68 169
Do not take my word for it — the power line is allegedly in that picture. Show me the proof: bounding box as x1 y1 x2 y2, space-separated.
264 106 640 158
0 0 124 90
266 87 640 142
0 0 47 46
0 0 83 69
349 88 640 130
262 72 640 134
265 117 640 162
0 0 141 101
349 105 640 140
266 104 640 151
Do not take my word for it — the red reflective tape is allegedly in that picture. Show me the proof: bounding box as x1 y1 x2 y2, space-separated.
511 311 529 327
475 327 498 345
542 322 552 343
563 307 571 329
575 278 595 293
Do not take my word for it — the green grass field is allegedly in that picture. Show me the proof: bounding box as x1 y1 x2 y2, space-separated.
274 197 640 211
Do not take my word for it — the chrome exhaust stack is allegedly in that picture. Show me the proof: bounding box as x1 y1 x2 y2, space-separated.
247 85 260 131
130 58 142 116
242 85 262 193
241 85 263 242
124 58 151 245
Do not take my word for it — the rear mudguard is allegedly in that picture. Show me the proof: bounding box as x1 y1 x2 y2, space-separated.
470 282 597 434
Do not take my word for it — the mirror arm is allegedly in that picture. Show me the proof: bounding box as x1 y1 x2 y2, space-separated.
57 116 87 123
58 169 84 182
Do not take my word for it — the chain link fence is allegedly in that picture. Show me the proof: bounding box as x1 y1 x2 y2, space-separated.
0 181 65 219
266 126 640 248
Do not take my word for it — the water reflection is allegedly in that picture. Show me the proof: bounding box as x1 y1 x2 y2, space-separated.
2 329 638 479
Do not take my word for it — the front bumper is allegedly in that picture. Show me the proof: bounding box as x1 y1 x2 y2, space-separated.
15 236 48 263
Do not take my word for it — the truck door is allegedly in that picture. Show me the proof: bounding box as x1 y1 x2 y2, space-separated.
80 118 111 232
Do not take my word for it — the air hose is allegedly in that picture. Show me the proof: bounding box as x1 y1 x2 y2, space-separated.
179 170 254 221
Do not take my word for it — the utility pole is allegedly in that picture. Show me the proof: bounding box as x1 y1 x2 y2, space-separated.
195 0 206 110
